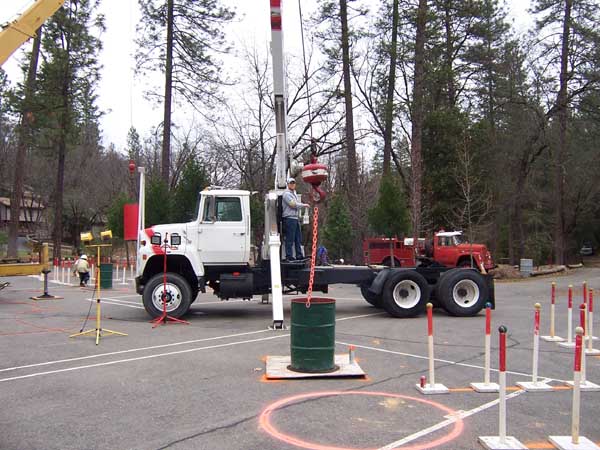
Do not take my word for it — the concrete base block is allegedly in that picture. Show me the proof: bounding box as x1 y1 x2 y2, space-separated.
564 380 600 391
415 383 449 394
478 436 528 449
470 382 500 393
559 341 576 348
542 335 565 342
516 380 554 392
549 435 600 450
265 354 365 379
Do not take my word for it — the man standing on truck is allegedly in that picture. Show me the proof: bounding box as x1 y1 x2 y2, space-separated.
282 177 309 261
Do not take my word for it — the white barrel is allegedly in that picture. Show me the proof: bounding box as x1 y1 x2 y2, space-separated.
520 258 533 276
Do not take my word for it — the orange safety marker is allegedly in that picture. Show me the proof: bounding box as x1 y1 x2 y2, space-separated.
517 303 553 391
542 282 565 342
415 303 449 394
471 303 499 392
559 285 576 348
479 326 527 450
549 327 600 450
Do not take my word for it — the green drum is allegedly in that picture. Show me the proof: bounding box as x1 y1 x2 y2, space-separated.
99 263 113 289
289 298 338 373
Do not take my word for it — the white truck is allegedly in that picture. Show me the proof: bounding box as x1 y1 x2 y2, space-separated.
134 0 495 328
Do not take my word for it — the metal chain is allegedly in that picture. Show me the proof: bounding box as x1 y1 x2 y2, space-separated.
306 206 319 308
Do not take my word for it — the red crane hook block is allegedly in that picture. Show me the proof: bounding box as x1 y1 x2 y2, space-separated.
301 161 328 203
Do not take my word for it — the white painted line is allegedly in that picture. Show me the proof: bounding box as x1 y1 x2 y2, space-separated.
336 341 564 381
100 297 143 306
378 389 527 450
0 314 382 375
0 334 288 383
95 300 144 309
0 329 275 373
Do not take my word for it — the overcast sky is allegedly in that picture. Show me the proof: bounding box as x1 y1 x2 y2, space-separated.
2 0 531 151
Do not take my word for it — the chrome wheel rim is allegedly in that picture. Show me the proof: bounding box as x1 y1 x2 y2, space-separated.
452 279 480 309
392 280 421 309
151 282 183 312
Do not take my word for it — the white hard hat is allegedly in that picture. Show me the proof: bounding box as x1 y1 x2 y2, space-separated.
80 254 87 260
287 177 296 184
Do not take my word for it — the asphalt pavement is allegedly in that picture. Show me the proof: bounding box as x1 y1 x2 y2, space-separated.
1 267 599 450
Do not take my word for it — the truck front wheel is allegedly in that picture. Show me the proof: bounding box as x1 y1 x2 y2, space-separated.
142 272 192 318
382 271 430 318
436 268 487 316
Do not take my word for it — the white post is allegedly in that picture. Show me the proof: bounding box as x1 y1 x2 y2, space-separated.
518 304 552 391
499 370 506 444
559 285 575 348
542 282 565 342
572 328 583 445
416 303 448 394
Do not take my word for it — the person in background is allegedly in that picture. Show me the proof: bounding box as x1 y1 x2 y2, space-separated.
282 177 309 261
73 254 90 287
317 245 329 266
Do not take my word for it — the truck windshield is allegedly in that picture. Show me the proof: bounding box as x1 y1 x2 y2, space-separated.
453 235 467 245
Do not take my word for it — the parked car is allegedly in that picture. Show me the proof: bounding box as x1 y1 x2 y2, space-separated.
580 243 595 256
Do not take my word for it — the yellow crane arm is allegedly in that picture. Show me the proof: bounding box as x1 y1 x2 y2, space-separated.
0 0 65 66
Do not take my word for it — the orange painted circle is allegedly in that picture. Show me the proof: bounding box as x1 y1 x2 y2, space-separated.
259 390 464 450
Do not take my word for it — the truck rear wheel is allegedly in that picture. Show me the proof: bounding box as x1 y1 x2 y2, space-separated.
382 270 430 318
436 268 487 316
142 272 192 318
360 284 383 308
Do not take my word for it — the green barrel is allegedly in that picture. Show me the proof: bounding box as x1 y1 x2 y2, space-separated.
289 298 338 373
99 263 113 289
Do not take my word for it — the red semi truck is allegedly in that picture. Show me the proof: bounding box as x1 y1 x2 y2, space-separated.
363 230 495 272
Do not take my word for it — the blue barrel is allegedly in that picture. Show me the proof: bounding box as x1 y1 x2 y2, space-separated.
289 297 338 373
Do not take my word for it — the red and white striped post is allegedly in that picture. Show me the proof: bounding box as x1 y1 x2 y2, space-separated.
479 326 527 450
416 303 448 394
587 289 600 354
543 282 564 342
471 303 499 392
559 285 575 348
518 303 552 391
565 304 600 391
549 327 600 450
121 260 128 285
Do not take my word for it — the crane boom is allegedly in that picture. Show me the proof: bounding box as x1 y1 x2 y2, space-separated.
270 0 289 190
0 0 65 66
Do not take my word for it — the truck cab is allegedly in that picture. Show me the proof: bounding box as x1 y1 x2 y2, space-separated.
135 189 254 317
431 231 495 271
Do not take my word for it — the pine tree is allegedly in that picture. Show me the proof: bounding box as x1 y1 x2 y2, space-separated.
171 158 209 222
135 0 235 186
368 174 410 266
322 193 354 262
32 0 105 260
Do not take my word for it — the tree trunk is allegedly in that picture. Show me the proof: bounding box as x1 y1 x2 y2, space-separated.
554 0 572 265
52 30 72 262
382 0 399 176
444 0 456 108
161 0 174 186
8 27 42 258
339 0 359 263
410 0 428 244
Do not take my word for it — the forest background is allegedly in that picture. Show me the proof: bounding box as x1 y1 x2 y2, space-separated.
0 0 599 266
